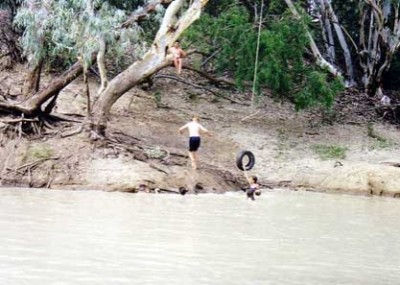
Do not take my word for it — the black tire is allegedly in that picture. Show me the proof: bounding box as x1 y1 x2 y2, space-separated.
236 150 255 171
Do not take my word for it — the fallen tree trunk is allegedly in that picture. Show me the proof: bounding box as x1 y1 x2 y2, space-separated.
0 58 90 116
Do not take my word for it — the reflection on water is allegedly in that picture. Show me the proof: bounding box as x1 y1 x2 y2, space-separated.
0 188 400 285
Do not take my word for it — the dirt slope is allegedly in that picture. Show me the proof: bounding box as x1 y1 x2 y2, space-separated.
1 66 400 197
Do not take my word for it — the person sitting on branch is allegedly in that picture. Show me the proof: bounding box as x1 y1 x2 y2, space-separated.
169 41 186 74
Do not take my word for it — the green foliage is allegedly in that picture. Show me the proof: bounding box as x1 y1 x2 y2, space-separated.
21 144 53 164
295 71 344 110
185 5 255 81
14 0 144 69
367 123 394 149
185 5 344 110
153 91 161 107
312 144 347 160
145 146 168 159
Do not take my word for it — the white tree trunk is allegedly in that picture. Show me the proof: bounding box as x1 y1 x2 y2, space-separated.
323 0 355 86
92 0 209 135
283 0 342 78
359 1 400 94
96 36 108 95
314 0 336 63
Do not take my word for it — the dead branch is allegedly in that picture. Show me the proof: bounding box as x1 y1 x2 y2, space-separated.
14 157 59 172
149 163 169 174
182 64 238 87
241 110 261 122
60 124 84 138
201 48 222 67
49 113 84 123
121 0 173 28
153 74 244 104
0 118 39 123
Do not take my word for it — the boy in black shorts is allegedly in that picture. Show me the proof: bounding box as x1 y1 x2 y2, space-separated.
179 116 211 169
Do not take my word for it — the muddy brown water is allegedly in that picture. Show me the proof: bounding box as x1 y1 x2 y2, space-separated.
0 188 399 285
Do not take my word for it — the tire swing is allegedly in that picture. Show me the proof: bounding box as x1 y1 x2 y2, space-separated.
236 150 255 171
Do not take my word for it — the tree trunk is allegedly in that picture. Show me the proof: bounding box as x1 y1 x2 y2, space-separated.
0 1 171 117
323 0 355 86
96 36 108 95
315 0 336 63
283 0 342 78
22 60 43 98
91 0 210 136
0 59 90 116
359 1 400 95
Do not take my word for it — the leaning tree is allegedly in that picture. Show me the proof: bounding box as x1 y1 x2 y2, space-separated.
0 0 209 136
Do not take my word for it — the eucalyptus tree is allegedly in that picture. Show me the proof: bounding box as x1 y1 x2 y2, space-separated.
0 9 22 65
185 1 343 110
92 0 210 136
14 0 142 97
0 0 209 136
287 0 400 95
311 0 355 85
357 0 400 94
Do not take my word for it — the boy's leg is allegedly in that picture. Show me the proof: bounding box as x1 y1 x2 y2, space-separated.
177 58 182 74
192 151 198 169
188 151 196 169
173 58 179 70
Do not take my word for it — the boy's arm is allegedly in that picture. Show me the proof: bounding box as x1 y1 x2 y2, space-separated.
199 124 212 136
243 169 251 185
180 48 187 58
179 123 188 134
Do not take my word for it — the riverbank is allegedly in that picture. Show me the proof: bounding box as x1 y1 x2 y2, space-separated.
1 66 400 197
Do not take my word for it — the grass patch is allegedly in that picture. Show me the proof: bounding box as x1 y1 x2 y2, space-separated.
145 146 168 159
367 123 394 149
153 91 162 107
20 143 54 164
312 144 347 160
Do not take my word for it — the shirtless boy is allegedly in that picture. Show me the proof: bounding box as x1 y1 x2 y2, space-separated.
179 116 211 169
169 41 186 74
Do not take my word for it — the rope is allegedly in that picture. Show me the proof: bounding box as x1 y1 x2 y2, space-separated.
251 0 264 106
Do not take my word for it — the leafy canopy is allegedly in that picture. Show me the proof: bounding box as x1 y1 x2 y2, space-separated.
185 4 343 110
14 0 145 69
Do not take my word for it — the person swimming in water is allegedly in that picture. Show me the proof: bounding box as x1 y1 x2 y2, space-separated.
243 171 260 200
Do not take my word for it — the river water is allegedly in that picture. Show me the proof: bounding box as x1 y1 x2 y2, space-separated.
0 188 399 285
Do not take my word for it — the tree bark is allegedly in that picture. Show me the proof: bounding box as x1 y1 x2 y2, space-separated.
283 0 342 78
0 0 172 117
0 58 91 116
22 59 43 97
359 1 400 95
323 0 355 86
96 36 108 95
91 0 210 136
